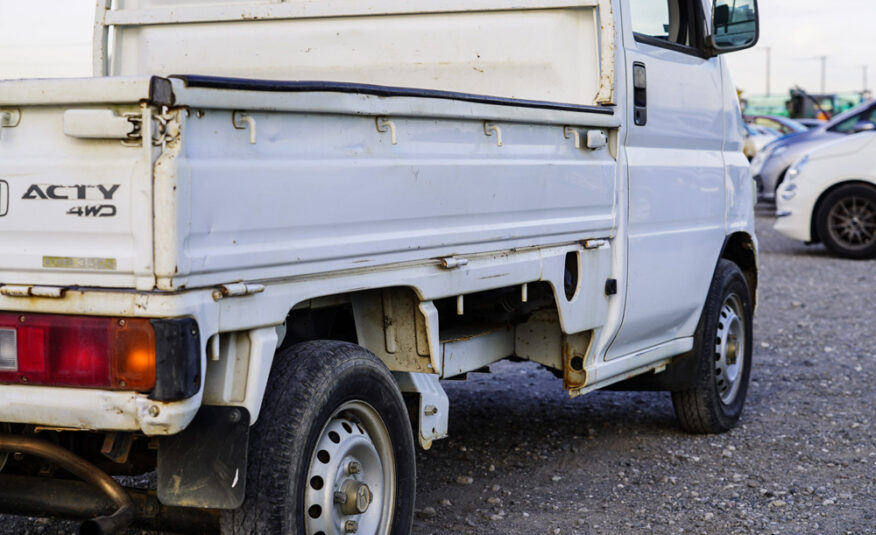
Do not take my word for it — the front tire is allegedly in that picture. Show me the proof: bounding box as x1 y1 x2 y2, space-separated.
672 260 753 434
222 341 416 535
816 184 876 259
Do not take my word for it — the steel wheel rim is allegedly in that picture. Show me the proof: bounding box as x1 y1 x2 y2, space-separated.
715 294 746 405
304 401 395 535
827 196 876 251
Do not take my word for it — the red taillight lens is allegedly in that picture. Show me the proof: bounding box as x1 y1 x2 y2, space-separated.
0 313 156 391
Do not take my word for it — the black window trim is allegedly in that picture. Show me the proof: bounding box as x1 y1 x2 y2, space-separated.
632 0 710 60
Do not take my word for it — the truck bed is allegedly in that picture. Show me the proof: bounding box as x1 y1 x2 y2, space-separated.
0 75 620 291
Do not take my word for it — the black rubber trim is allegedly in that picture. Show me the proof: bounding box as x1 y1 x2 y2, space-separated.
169 74 616 115
633 34 709 59
148 76 176 107
149 318 201 402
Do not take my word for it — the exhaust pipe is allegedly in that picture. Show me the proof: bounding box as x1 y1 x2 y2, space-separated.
79 508 136 535
0 473 218 534
0 434 136 535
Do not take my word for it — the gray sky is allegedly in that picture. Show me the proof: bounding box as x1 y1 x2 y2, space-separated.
0 0 873 98
724 0 876 97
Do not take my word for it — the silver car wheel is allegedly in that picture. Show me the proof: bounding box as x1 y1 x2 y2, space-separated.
304 401 396 535
715 294 746 405
827 195 876 251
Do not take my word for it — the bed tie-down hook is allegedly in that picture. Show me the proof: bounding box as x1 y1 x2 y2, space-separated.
564 127 608 150
563 126 581 149
232 111 257 144
376 117 398 145
483 122 503 147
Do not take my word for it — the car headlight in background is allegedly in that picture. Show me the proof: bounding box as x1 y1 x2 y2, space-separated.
785 155 810 181
780 183 798 201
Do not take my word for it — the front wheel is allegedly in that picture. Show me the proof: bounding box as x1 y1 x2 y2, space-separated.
222 341 416 535
672 260 753 434
816 184 876 259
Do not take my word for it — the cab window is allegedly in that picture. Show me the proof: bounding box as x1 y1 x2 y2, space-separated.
628 0 694 48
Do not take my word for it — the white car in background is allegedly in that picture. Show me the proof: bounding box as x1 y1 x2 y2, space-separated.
743 123 780 160
775 131 876 258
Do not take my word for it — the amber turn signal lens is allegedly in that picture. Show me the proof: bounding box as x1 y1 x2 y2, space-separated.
112 319 156 392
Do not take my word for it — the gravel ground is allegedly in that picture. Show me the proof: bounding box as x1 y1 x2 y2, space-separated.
3 209 875 534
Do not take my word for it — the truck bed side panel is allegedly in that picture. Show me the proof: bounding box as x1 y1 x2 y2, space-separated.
159 110 618 289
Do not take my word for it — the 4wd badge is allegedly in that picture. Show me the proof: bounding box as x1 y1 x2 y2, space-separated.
20 182 119 217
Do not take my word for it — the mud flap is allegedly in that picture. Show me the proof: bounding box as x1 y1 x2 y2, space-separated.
157 406 249 509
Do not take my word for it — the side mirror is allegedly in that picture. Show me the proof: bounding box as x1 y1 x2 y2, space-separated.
852 120 876 134
709 0 759 55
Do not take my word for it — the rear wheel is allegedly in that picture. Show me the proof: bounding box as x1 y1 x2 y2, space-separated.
672 260 753 434
222 341 415 535
816 184 876 259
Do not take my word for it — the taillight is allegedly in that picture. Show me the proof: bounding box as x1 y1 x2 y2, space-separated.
0 313 156 392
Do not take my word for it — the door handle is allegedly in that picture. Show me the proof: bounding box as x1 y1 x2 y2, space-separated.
633 62 647 126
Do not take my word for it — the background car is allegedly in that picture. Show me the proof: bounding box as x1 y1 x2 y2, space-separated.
774 131 876 258
752 99 876 201
746 114 809 137
796 118 828 129
743 123 780 160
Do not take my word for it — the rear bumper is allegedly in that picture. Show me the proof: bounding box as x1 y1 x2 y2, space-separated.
773 204 813 243
0 287 218 436
0 383 202 435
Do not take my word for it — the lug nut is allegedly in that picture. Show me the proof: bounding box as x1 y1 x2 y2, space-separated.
344 520 359 533
334 491 347 504
348 461 361 474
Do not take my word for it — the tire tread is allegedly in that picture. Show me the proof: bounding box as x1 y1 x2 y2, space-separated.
671 260 753 434
222 341 415 535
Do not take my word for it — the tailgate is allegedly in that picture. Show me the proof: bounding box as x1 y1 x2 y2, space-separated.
0 77 166 291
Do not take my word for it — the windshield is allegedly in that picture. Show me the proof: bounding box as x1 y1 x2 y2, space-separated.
827 100 876 133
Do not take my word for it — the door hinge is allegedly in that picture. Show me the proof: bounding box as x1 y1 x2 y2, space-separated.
0 285 66 299
123 109 181 147
212 282 266 301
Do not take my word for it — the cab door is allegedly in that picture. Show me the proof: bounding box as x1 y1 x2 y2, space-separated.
608 0 727 360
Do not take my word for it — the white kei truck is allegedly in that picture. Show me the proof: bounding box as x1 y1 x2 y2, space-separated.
0 1 760 534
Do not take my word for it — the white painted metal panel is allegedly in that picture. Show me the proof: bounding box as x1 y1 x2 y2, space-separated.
110 6 604 106
608 14 727 360
0 77 155 106
156 107 617 289
0 104 155 289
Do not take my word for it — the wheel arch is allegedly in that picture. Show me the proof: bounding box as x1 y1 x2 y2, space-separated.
772 164 791 194
719 232 758 311
809 179 876 244
606 238 757 393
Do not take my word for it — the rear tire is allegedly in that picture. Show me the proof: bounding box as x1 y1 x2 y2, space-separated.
815 184 876 259
672 260 753 434
221 341 416 535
